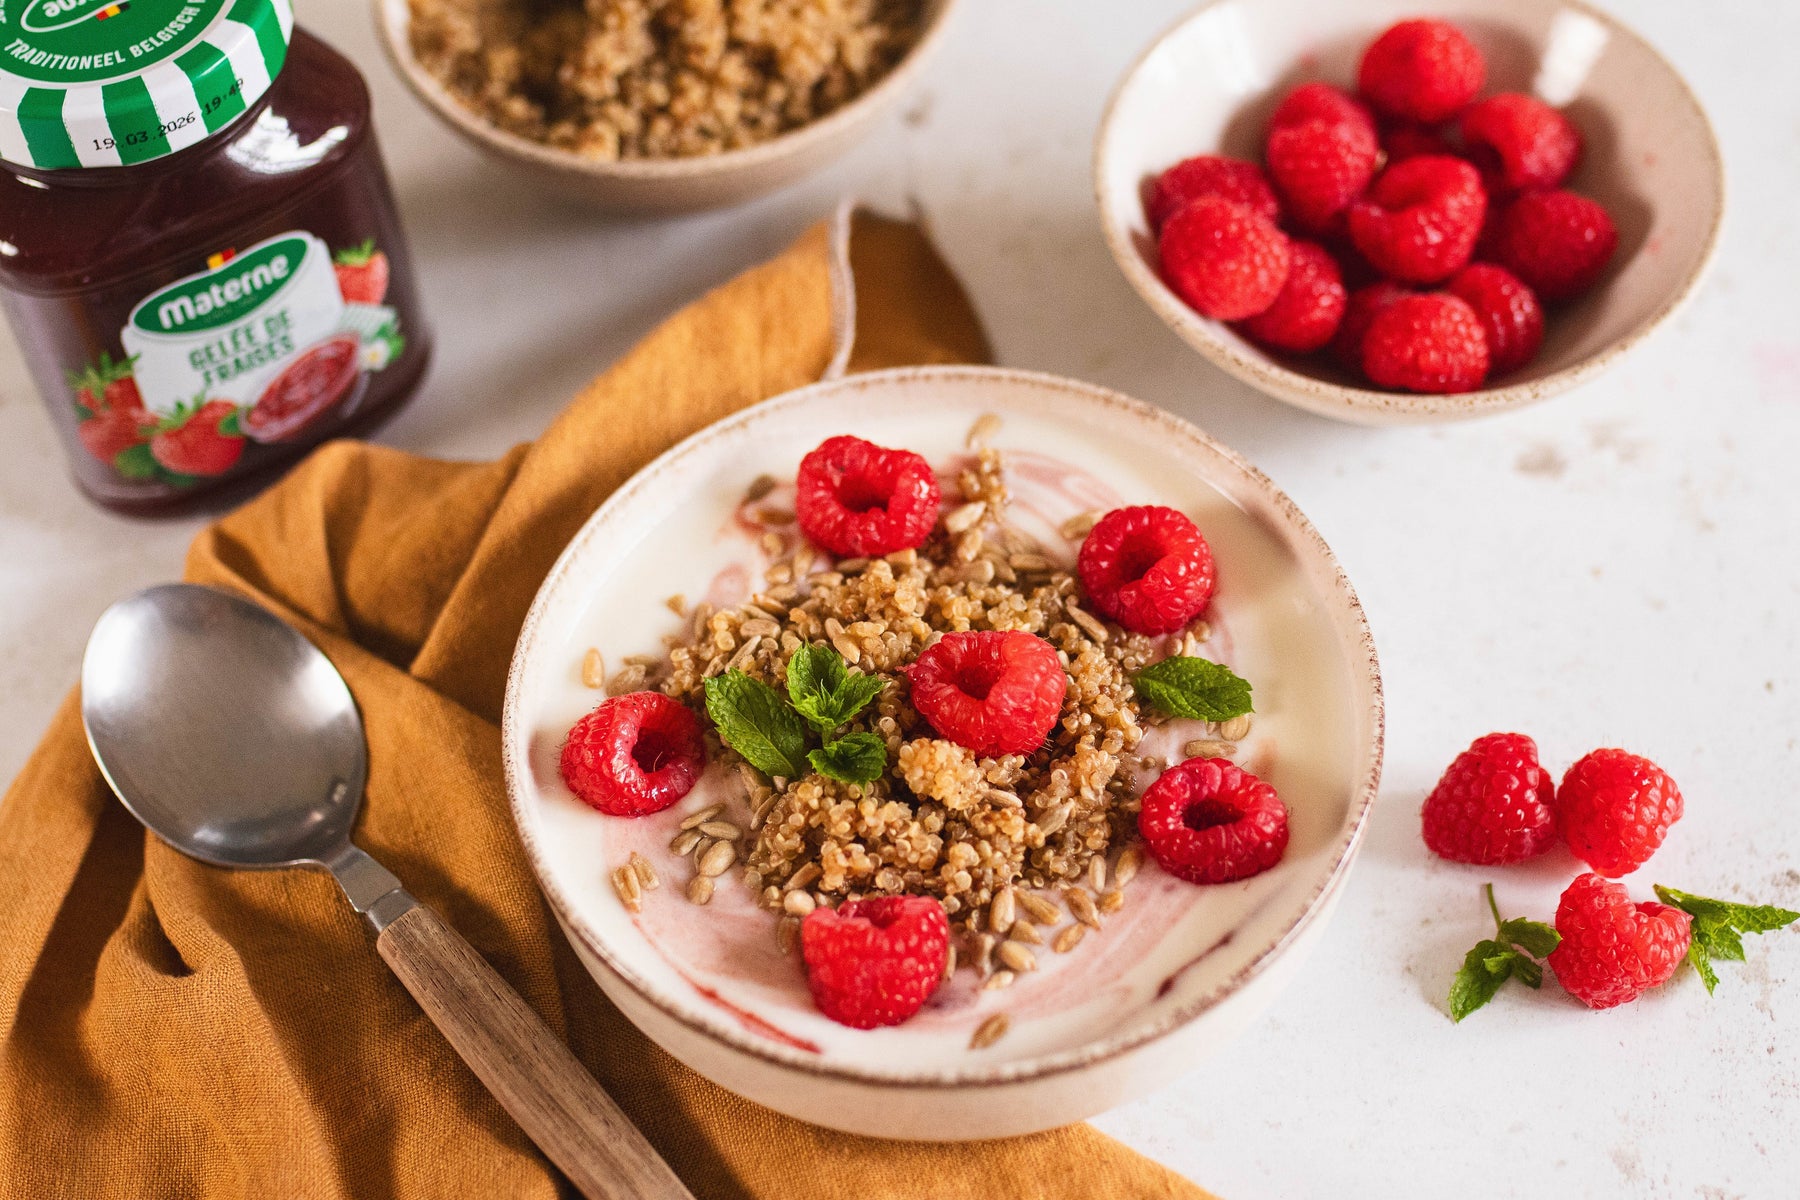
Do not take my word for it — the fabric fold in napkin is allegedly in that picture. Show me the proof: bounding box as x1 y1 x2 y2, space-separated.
0 206 1215 1200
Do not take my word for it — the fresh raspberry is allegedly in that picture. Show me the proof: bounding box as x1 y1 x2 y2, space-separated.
1554 748 1683 877
1237 239 1347 353
1421 733 1557 865
1347 155 1486 283
1361 292 1490 393
1147 155 1280 231
1332 280 1410 371
801 896 950 1028
1159 195 1292 321
1270 82 1377 142
1267 118 1380 233
1458 93 1581 193
1139 757 1290 884
560 691 705 816
1077 505 1215 635
795 435 941 558
1547 873 1692 1009
1380 121 1456 164
905 631 1067 758
1486 189 1618 302
1357 19 1486 124
1447 263 1545 375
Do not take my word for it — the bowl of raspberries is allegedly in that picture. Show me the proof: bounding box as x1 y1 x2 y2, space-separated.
1095 0 1724 423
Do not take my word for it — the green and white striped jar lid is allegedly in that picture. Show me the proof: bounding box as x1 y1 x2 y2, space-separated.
0 0 292 169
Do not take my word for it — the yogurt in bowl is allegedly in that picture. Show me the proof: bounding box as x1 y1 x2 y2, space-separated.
502 366 1382 1139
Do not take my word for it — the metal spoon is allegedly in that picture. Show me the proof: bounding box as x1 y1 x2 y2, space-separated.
80 583 692 1200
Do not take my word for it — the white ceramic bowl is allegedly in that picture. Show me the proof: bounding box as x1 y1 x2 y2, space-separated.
502 366 1383 1140
374 0 957 212
1095 0 1725 424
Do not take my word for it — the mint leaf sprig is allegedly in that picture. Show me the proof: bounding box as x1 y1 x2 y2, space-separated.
1132 655 1253 722
1449 883 1562 1023
1653 885 1800 995
703 644 889 786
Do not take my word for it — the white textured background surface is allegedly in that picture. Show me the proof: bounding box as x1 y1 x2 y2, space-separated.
2 1 1795 1196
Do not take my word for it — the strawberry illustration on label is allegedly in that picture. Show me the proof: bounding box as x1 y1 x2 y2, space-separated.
67 350 153 466
150 398 246 477
332 240 390 305
243 333 362 443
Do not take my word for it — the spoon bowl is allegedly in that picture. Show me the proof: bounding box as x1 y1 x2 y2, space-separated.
82 584 366 869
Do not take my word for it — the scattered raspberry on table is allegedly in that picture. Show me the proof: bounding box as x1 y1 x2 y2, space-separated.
794 434 942 558
1139 757 1290 884
1554 748 1684 877
1077 505 1216 635
560 690 706 816
1422 732 1558 865
801 895 951 1028
905 629 1068 757
1547 873 1692 1009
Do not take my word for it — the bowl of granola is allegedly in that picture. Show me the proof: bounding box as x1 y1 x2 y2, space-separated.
376 0 958 211
502 366 1383 1139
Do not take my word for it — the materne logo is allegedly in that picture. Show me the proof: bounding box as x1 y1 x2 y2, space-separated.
130 236 311 335
21 0 118 34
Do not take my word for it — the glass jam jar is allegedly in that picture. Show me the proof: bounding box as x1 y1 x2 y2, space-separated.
0 0 430 513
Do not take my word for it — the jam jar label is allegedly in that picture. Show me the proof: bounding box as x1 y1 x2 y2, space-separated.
70 229 405 485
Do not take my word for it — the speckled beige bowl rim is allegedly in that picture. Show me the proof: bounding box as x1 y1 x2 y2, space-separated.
372 0 960 185
1092 0 1727 423
501 364 1385 1089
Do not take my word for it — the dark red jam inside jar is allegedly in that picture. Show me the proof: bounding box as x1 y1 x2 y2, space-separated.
0 0 429 514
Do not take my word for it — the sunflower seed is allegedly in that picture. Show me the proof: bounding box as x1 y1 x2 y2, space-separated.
942 942 958 982
1034 803 1073 837
1182 739 1236 760
665 593 688 616
988 886 1016 936
1053 923 1087 953
1218 714 1254 742
970 1013 1010 1050
1008 921 1042 946
777 915 800 955
1115 845 1143 888
686 875 714 905
996 941 1037 973
1067 604 1110 643
1065 887 1102 930
606 663 647 696
782 890 816 917
668 828 703 856
744 474 778 503
760 508 795 526
884 547 918 568
944 501 987 534
680 803 725 831
982 969 1016 992
1015 890 1062 925
954 530 984 563
611 866 642 913
724 636 762 673
985 788 1024 810
739 618 781 638
580 648 606 689
697 820 742 841
784 863 821 893
629 852 660 890
698 840 737 877
1098 888 1125 915
972 932 996 979
1009 553 1052 573
1088 855 1107 894
835 557 870 574
760 531 784 557
1059 509 1100 540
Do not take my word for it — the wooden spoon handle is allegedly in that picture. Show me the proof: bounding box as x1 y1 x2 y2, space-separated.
376 903 693 1200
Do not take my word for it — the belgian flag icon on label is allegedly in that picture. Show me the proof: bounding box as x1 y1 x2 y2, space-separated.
95 2 131 19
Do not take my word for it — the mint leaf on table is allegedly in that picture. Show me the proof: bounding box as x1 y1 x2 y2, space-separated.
809 731 888 785
1653 884 1800 996
704 669 810 780
1132 656 1253 722
786 643 885 736
1449 884 1562 1023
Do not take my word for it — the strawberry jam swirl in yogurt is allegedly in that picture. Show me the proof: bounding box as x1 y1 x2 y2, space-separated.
0 0 428 513
555 419 1289 1052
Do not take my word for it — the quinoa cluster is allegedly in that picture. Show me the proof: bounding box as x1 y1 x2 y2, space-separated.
408 0 923 160
642 443 1207 933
